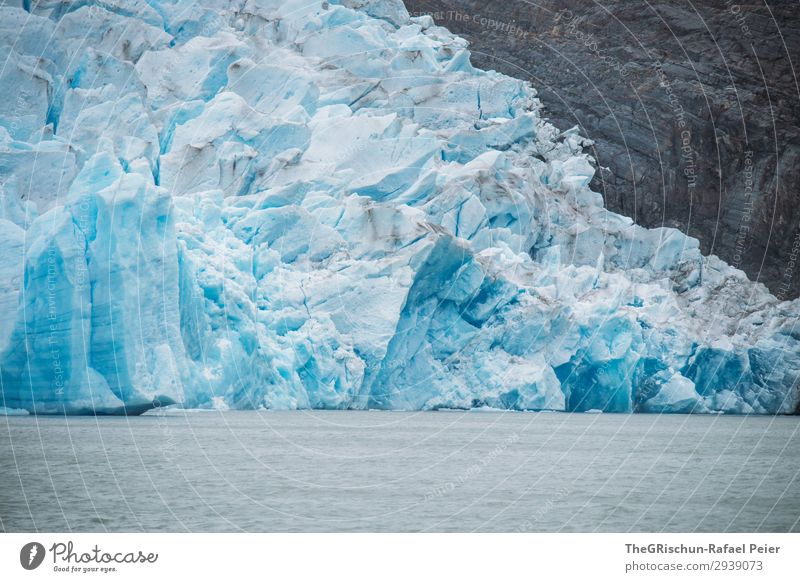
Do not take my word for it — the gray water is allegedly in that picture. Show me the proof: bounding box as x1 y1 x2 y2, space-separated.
1 410 798 532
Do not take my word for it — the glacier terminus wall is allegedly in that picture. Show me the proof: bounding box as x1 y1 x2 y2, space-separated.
0 0 798 415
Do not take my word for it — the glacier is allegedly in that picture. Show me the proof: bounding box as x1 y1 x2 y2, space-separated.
0 0 797 415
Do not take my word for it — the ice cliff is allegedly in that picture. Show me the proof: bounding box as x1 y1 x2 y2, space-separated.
0 0 798 414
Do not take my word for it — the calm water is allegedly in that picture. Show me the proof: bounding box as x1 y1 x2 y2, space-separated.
1 410 798 532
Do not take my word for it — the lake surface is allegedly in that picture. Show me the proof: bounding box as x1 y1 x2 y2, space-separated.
1 410 798 532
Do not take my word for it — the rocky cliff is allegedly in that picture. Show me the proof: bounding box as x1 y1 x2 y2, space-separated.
404 0 800 298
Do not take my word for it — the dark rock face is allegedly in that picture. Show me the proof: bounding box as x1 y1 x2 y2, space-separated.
404 0 800 298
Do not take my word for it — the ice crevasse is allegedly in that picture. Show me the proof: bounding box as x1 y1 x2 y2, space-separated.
0 0 798 415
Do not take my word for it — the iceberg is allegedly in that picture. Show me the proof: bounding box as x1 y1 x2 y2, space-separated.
0 0 797 414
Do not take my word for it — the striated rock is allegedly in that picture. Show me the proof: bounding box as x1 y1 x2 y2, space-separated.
404 0 800 299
